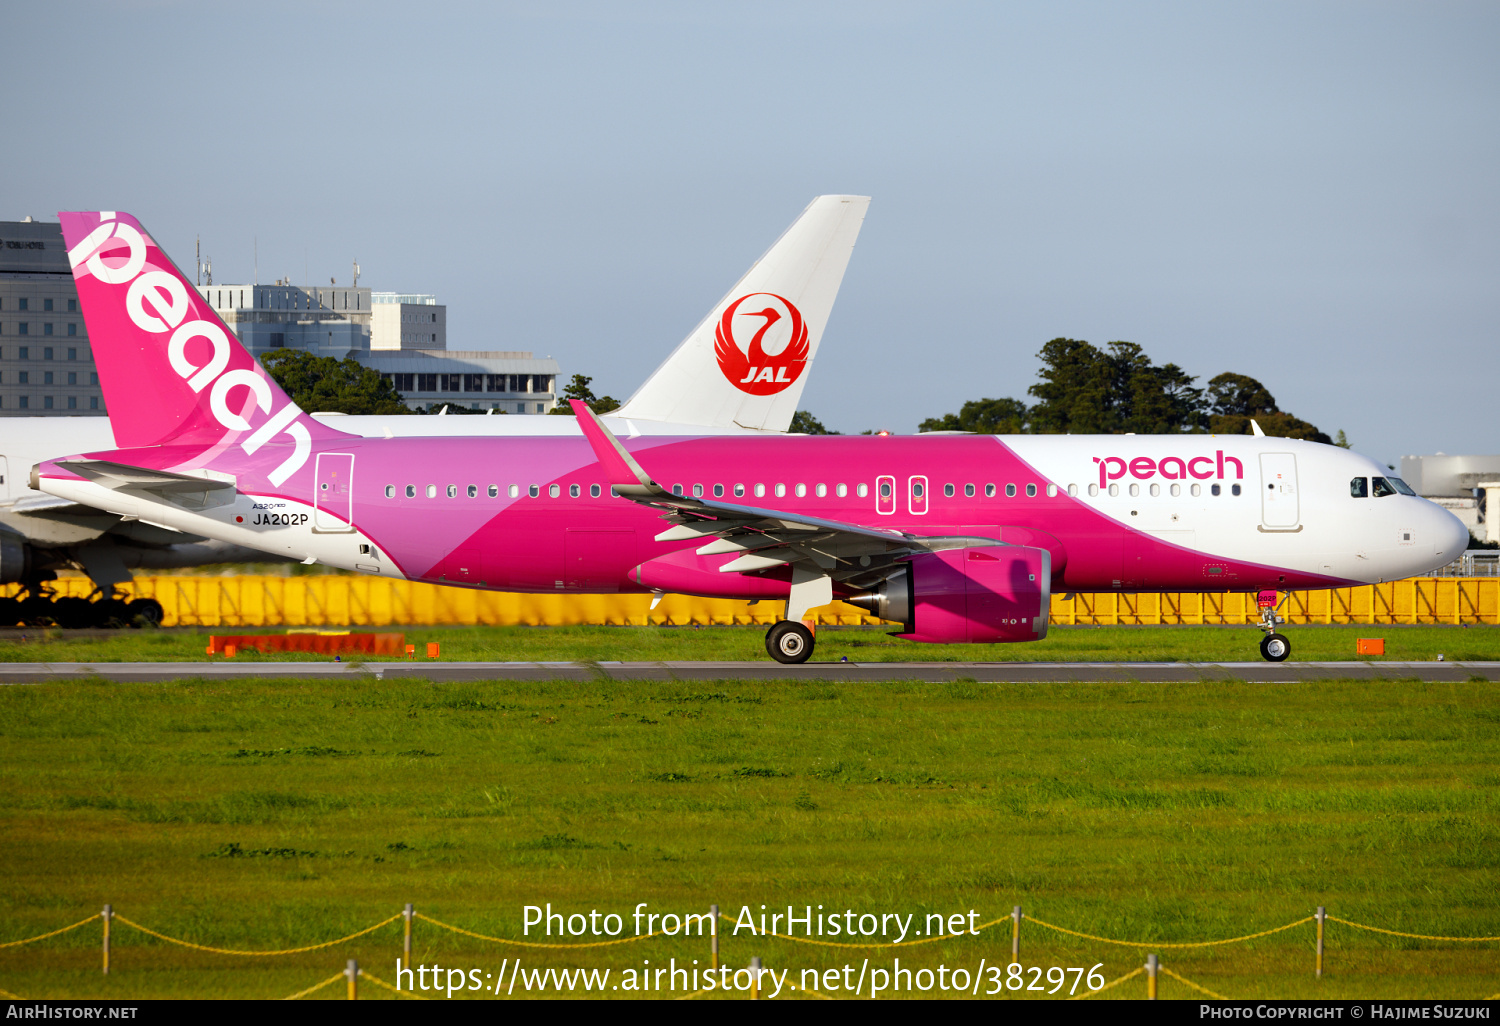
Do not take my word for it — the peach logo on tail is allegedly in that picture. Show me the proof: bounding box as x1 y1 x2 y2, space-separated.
714 293 809 395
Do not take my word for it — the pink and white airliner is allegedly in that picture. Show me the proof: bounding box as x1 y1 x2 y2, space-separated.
35 211 1468 663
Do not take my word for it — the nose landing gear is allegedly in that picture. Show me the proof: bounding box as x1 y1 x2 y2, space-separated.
1256 589 1291 662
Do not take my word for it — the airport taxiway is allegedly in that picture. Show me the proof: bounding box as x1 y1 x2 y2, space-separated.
0 660 1495 684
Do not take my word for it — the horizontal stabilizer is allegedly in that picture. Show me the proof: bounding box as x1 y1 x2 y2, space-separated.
55 460 238 512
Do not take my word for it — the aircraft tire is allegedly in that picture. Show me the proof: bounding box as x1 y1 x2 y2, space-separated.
0 597 19 626
766 621 814 664
127 598 165 628
1260 632 1291 662
52 597 97 630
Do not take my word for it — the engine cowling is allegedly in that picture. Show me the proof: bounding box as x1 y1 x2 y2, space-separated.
850 545 1050 644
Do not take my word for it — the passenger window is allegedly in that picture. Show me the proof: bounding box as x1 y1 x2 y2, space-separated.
509 485 519 498
591 484 602 498
755 484 766 497
985 484 996 497
1149 483 1160 497
468 485 478 498
836 483 848 497
1046 484 1057 497
427 485 437 498
1372 477 1397 498
880 481 892 498
1350 477 1368 498
570 484 581 498
1170 483 1180 497
775 484 787 497
447 485 458 498
1231 484 1241 496
942 483 953 497
405 485 416 498
795 484 806 497
1191 483 1201 496
672 484 683 496
1068 484 1078 497
734 484 745 497
384 485 395 498
912 482 924 498
1026 484 1037 497
1088 484 1098 496
1108 484 1119 497
815 483 827 497
693 484 704 497
489 485 499 498
529 485 539 498
1211 483 1221 496
1005 484 1016 497
1129 483 1140 497
856 483 868 498
964 484 975 497
713 484 724 498
549 484 561 498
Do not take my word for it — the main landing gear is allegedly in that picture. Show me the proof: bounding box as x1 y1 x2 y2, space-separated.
0 585 164 629
766 620 815 664
1255 589 1291 662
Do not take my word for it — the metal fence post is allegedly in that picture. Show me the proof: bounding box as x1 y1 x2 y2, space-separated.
1146 953 1158 1000
101 905 111 975
750 956 762 1000
347 959 358 1000
404 903 414 968
710 904 719 970
1011 906 1021 965
1316 906 1325 978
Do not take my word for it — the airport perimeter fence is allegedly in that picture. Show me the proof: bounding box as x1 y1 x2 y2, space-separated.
1 904 1496 1001
5 575 1499 628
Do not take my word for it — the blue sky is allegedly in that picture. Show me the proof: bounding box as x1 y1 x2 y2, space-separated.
7 1 1496 464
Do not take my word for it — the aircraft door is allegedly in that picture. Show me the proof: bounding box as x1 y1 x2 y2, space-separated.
909 475 929 515
314 453 356 532
0 457 9 500
875 475 896 515
1259 453 1300 529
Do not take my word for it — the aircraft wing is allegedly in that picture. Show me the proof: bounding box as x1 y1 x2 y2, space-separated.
570 401 1000 594
51 460 239 512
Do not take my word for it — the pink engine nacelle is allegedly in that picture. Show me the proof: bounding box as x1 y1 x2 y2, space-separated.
851 545 1051 644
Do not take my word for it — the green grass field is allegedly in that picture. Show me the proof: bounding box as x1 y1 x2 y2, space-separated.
0 622 1497 664
1 672 1496 1000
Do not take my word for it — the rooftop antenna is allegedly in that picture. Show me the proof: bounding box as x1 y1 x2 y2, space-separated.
195 236 201 286
254 236 258 286
352 260 360 287
204 257 212 286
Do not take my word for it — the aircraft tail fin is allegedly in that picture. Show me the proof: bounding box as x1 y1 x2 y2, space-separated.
611 195 869 432
57 211 348 489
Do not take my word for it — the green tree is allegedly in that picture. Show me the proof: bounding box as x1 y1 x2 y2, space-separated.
1025 338 1203 434
1334 429 1352 449
260 350 412 415
790 410 839 434
548 374 620 415
1203 371 1330 443
919 396 1030 434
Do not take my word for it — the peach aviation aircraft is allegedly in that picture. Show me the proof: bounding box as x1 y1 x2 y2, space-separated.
34 210 1468 662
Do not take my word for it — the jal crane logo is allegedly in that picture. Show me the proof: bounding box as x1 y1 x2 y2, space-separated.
714 292 809 395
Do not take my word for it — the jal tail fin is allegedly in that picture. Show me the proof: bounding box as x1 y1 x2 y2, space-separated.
57 211 348 489
611 194 869 432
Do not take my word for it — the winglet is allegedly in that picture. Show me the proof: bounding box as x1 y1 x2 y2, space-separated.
571 400 665 496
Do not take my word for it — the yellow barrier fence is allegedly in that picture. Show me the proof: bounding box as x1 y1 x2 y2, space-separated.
4 576 1497 629
4 905 1497 1000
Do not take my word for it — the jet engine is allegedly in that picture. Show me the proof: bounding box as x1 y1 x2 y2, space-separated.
848 545 1050 644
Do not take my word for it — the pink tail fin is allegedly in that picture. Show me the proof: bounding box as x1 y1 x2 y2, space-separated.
57 211 347 488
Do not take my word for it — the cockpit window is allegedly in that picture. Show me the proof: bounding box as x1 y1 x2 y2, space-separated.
1388 477 1415 496
1372 477 1397 498
1350 477 1368 498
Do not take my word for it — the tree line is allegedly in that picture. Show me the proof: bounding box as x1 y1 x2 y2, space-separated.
917 338 1344 444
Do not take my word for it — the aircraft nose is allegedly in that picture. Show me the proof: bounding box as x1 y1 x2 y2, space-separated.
1433 505 1470 567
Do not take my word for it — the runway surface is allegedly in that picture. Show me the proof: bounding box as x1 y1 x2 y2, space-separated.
0 660 1495 683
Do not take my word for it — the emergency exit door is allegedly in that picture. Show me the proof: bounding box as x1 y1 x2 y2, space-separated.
314 453 355 531
1259 453 1300 529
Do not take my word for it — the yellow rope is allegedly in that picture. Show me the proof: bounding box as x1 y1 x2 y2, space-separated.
716 911 1010 949
114 912 401 956
0 915 100 949
359 969 429 1000
415 912 665 948
1161 965 1229 1000
1068 966 1143 999
1326 916 1500 943
1025 914 1313 949
281 972 346 1000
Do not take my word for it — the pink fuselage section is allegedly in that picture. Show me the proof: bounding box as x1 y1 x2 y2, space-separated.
136 432 1339 598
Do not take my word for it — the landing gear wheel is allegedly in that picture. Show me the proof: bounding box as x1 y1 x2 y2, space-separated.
127 598 164 629
1260 633 1291 662
766 621 815 664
